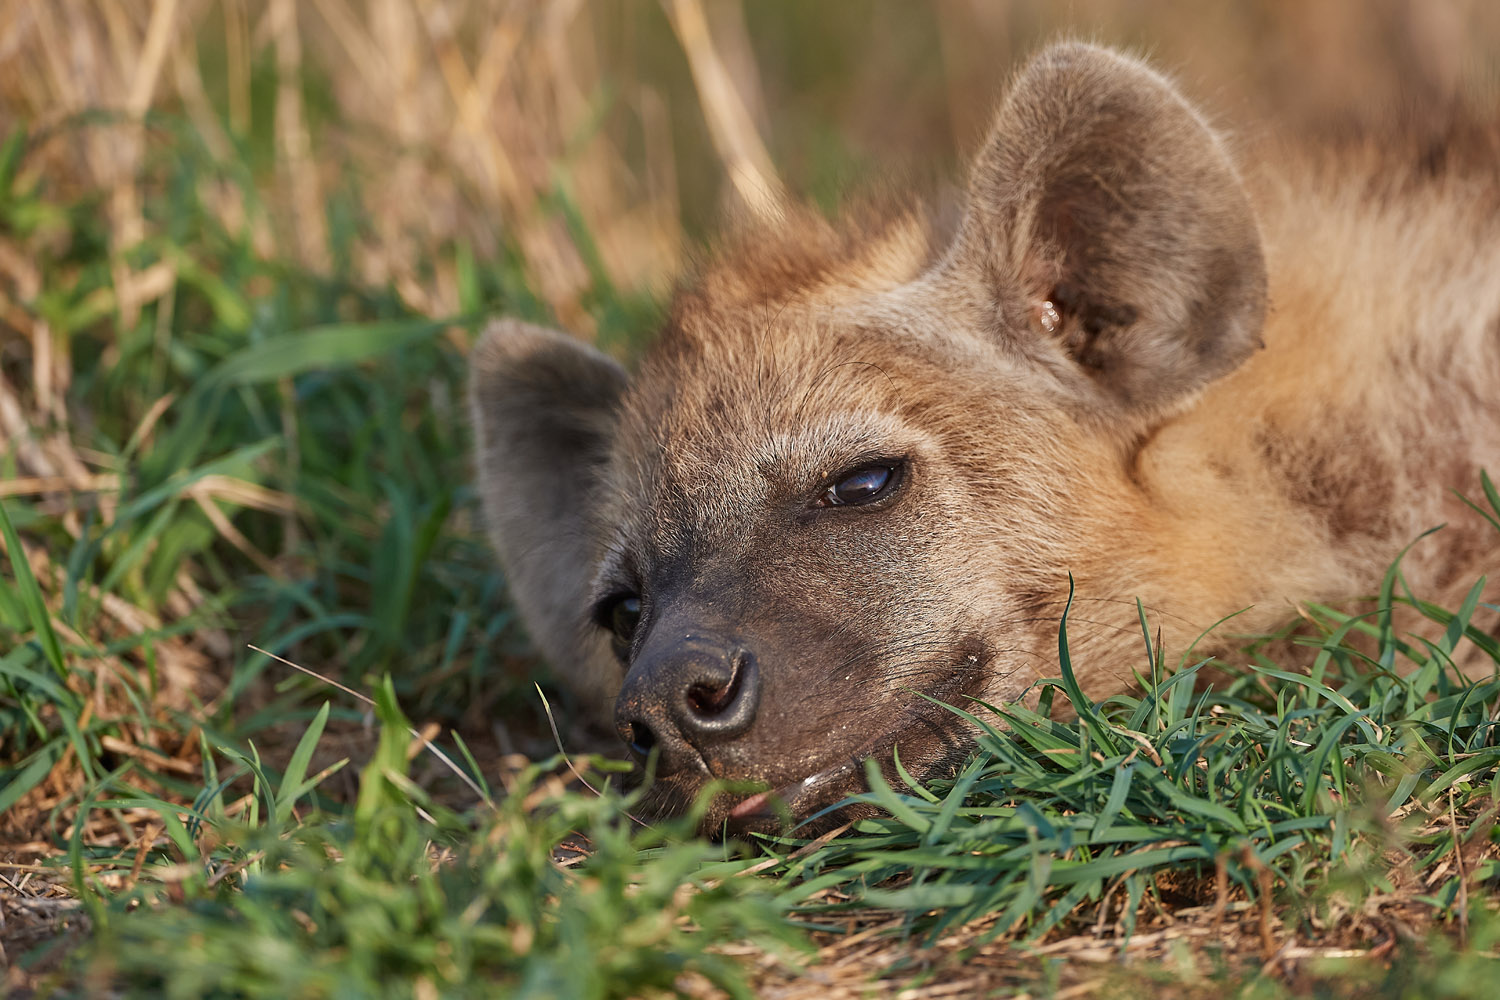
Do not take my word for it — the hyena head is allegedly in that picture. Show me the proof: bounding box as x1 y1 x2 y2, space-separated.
471 43 1267 832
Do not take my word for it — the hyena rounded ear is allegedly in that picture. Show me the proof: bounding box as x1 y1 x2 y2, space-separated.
950 42 1267 417
469 319 627 719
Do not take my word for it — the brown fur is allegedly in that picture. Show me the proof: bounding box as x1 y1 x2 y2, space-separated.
470 43 1500 832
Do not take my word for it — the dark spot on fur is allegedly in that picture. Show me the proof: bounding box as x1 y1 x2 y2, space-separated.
1255 425 1396 542
1010 587 1056 622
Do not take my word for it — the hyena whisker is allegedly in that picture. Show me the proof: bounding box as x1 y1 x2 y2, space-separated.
1018 594 1204 631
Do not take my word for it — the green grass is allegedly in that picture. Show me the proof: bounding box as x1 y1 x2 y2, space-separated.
4 92 1500 1000
14 521 1500 997
1 124 483 810
64 683 799 1000
776 573 1500 940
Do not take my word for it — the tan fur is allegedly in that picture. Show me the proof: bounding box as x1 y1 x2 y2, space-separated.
470 43 1500 829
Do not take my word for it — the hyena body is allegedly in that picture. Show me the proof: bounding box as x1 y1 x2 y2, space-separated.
472 44 1500 832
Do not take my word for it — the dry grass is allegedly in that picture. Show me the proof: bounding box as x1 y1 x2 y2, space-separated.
721 801 1500 1000
4 0 1497 345
1 0 696 328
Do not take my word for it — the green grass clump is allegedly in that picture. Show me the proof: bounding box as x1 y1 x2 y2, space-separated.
0 105 543 830
767 569 1500 946
33 532 1498 998
69 683 798 1000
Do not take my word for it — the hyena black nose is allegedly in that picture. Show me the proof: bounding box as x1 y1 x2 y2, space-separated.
614 633 760 771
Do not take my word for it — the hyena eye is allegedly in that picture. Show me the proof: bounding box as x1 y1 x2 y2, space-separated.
602 595 642 662
817 463 900 507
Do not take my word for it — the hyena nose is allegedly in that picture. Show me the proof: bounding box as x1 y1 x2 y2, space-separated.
614 634 761 771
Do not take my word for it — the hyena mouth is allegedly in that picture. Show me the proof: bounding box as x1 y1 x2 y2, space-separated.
725 759 861 825
718 710 985 835
714 645 993 833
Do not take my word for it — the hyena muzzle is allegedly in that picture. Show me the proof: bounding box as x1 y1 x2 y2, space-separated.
470 43 1500 834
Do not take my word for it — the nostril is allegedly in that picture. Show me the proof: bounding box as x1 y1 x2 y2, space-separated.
686 654 746 718
686 678 734 716
615 640 759 756
624 720 656 757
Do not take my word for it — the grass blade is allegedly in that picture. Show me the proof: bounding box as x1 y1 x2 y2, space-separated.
0 500 67 678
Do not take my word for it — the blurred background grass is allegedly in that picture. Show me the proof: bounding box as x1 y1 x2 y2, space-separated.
1 1 1499 993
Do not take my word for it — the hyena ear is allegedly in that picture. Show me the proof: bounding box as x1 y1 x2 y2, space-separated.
951 42 1267 417
469 319 626 718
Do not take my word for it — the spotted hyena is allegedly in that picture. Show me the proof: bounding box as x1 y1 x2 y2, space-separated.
470 43 1500 832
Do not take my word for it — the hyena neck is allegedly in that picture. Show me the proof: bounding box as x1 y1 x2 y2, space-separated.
1124 174 1500 658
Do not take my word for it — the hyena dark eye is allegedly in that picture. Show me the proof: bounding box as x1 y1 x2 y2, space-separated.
817 463 900 507
603 595 641 662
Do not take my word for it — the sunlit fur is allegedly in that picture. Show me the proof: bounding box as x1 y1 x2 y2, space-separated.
471 43 1500 830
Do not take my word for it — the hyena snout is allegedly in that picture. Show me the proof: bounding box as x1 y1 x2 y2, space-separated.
614 632 761 771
